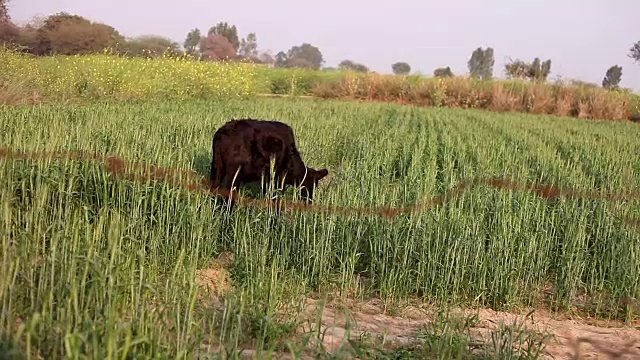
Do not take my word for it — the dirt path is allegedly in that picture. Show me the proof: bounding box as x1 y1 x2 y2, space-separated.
196 256 640 359
295 298 640 359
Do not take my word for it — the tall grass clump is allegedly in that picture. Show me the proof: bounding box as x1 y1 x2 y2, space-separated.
0 47 261 104
311 72 639 121
1 97 640 357
257 67 640 122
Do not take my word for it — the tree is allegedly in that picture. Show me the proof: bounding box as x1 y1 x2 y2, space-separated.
274 51 288 67
504 57 552 82
467 47 494 79
287 43 324 69
0 0 9 23
183 28 201 55
338 59 368 72
391 62 411 75
3 15 43 52
541 59 552 80
258 51 274 66
0 21 19 45
120 35 181 58
629 41 640 63
527 58 551 81
504 59 529 79
33 12 124 55
433 66 454 77
602 65 622 90
0 0 20 46
199 34 236 61
207 22 239 50
238 32 258 59
274 43 324 69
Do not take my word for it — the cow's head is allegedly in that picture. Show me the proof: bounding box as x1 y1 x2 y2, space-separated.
299 167 329 203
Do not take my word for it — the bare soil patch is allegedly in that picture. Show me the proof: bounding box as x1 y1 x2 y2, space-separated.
295 297 640 359
194 255 640 359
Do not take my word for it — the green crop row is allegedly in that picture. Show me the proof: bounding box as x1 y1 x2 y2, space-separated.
1 97 639 358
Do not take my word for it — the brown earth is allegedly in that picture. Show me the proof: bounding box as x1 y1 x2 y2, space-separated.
299 298 640 359
195 254 640 359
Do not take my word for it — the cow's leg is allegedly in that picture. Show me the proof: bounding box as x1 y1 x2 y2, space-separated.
208 161 236 214
218 164 243 213
263 174 287 215
225 195 236 213
216 179 235 213
211 185 234 214
299 185 314 205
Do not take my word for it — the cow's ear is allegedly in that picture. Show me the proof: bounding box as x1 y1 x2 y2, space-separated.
315 168 329 180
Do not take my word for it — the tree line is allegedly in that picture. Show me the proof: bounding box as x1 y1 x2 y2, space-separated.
0 1 636 90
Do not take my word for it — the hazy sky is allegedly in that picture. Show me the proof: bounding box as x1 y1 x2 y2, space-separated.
9 0 640 92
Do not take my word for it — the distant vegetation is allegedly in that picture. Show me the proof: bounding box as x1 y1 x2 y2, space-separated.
1 47 638 122
1 2 639 120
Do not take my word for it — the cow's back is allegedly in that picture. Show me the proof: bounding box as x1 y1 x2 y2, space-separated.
213 119 297 153
215 119 294 140
212 119 303 182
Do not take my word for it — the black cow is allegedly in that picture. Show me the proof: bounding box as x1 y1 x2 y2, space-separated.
209 118 329 211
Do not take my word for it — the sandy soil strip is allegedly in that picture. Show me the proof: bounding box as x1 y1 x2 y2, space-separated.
295 297 640 359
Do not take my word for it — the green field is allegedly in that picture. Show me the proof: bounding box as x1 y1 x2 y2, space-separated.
3 47 639 124
1 97 640 358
